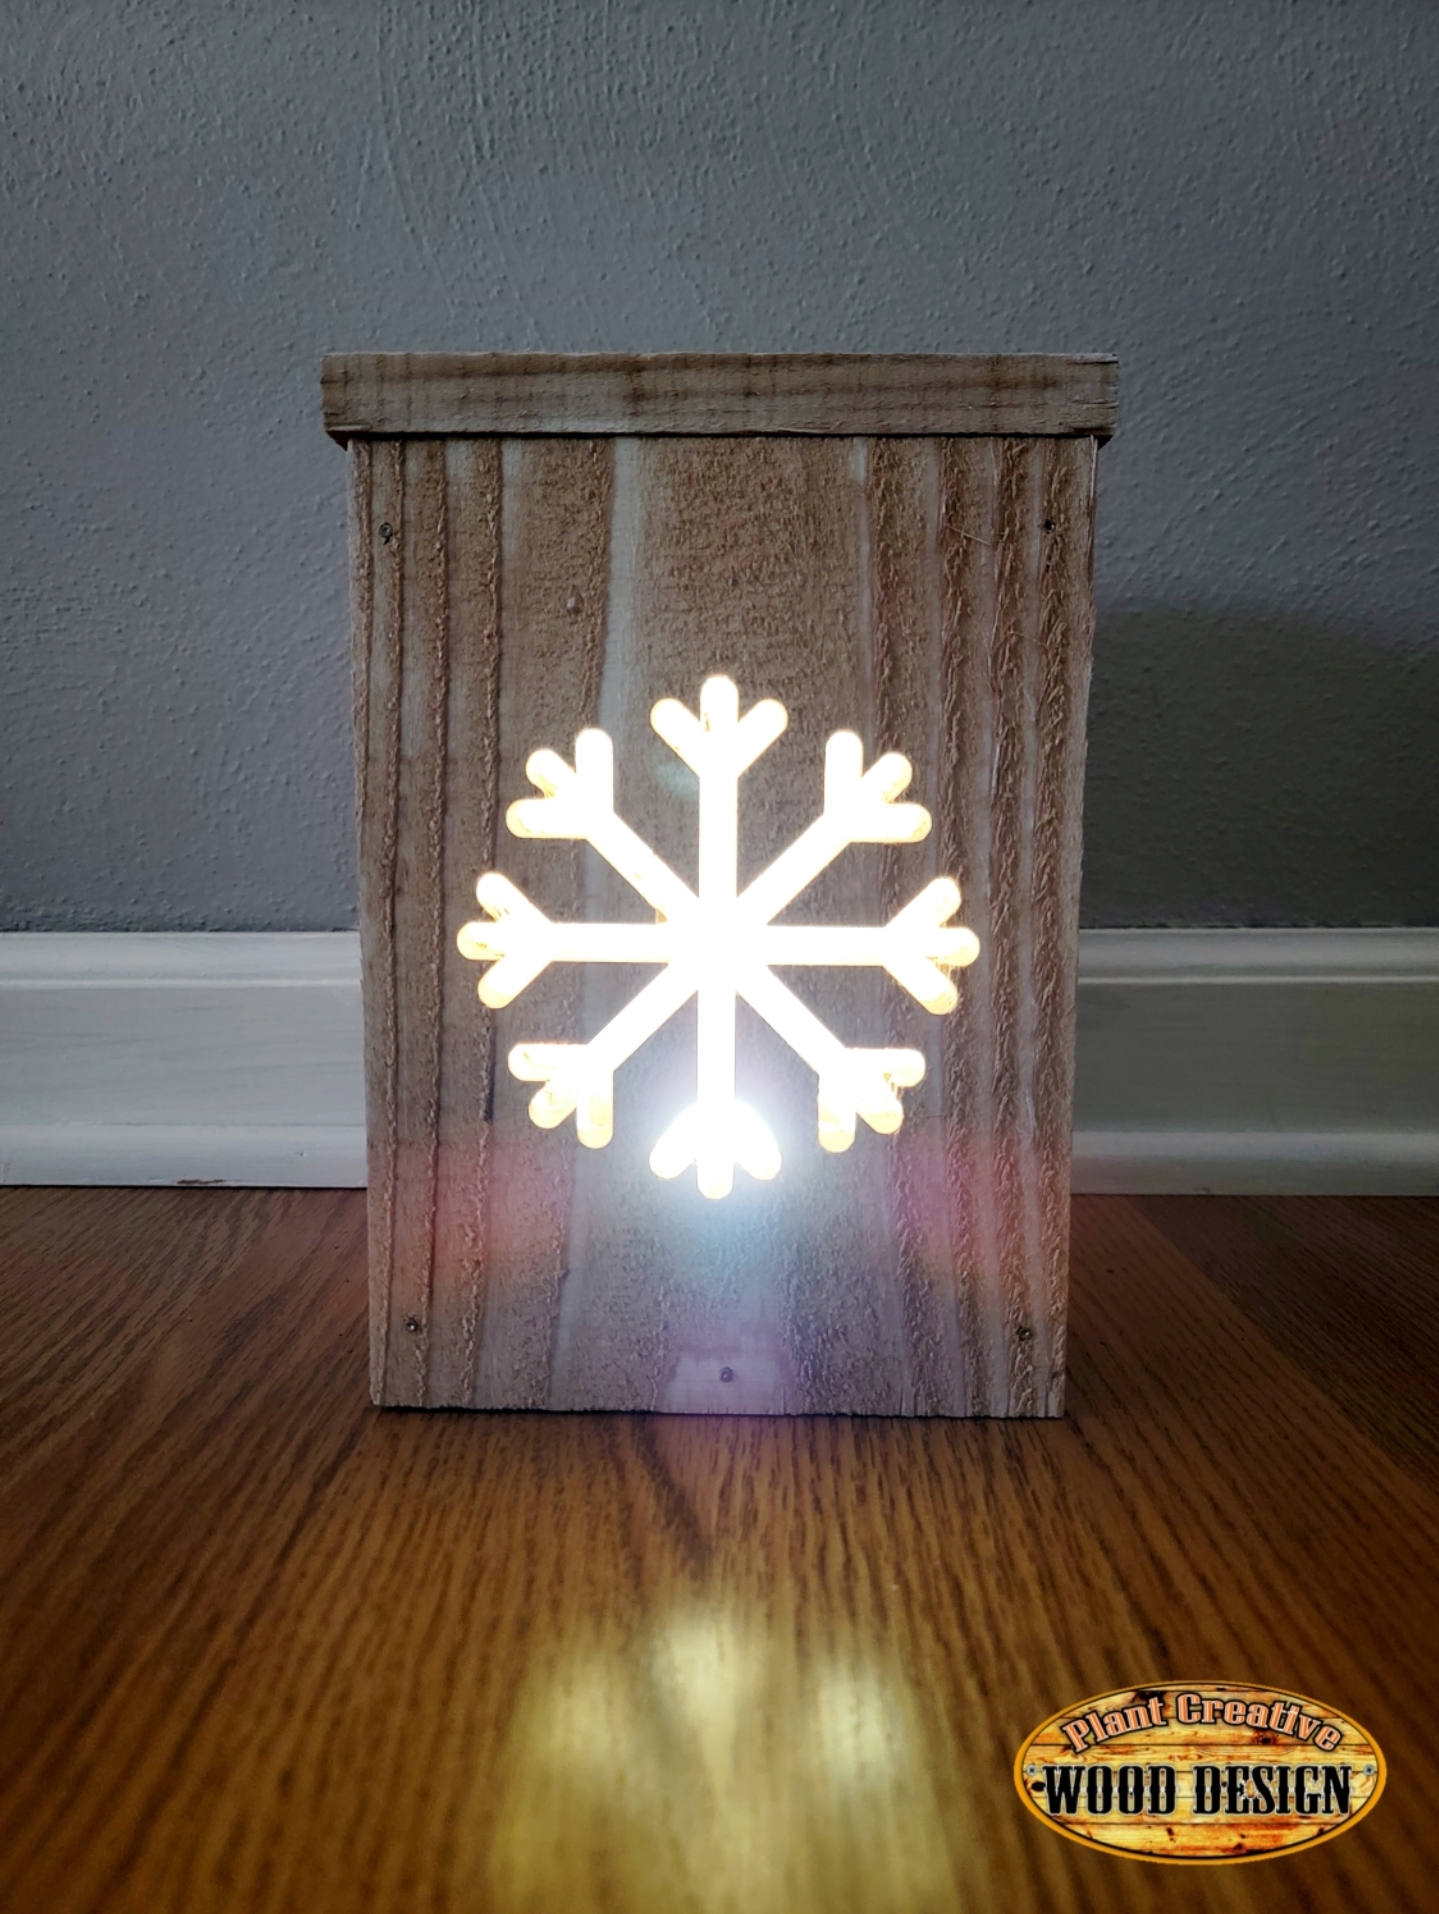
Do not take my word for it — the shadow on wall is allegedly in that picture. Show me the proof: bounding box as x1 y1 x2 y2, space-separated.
1080 606 1439 928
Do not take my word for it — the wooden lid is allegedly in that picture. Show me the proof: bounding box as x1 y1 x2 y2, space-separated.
322 352 1116 443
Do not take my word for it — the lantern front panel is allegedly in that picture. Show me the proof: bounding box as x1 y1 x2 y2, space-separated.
348 419 1098 1415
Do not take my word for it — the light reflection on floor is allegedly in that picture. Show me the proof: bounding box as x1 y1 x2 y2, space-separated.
481 1606 960 1911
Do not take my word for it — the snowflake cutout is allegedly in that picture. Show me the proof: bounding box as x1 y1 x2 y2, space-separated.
457 676 979 1199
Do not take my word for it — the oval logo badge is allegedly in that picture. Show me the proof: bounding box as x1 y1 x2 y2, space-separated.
1014 1681 1385 1864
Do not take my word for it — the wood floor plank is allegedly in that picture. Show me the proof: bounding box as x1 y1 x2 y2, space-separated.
1 1188 1434 1913
1133 1194 1439 1494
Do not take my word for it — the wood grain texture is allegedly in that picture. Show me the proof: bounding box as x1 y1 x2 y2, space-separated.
323 353 1118 442
1 1187 1436 1913
353 428 1098 1412
481 439 613 1405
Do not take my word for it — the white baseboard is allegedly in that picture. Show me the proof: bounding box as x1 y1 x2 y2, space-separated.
0 934 367 1188
1072 1129 1439 1194
1 930 1435 1194
1073 929 1439 1192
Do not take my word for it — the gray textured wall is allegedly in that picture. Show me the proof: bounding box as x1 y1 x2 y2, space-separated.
3 0 1436 931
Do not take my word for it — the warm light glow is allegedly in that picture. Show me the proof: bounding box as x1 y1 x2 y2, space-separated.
457 676 979 1197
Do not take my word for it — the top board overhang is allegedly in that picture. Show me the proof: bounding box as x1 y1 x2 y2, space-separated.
322 352 1118 445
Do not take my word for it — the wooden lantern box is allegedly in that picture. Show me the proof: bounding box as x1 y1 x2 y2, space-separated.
322 353 1116 1416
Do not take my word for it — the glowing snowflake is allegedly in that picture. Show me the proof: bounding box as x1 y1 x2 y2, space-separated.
458 676 979 1199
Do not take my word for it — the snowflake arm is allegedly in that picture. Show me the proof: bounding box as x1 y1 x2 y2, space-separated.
738 730 931 926
650 682 788 782
458 873 675 1007
506 727 697 925
652 677 789 1199
737 962 926 1154
509 963 698 1149
758 878 979 1014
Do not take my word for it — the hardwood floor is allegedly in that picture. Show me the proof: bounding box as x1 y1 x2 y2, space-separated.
1 1186 1436 1912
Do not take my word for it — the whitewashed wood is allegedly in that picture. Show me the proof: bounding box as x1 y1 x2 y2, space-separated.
322 353 1118 442
349 410 1101 1413
3 931 1437 1192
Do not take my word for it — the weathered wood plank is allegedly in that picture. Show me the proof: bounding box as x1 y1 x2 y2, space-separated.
546 436 909 1414
323 352 1118 442
863 440 1092 1415
381 440 450 1403
1030 437 1098 1411
868 436 975 1411
353 418 1100 1412
355 439 404 1398
476 439 613 1408
986 441 1047 1414
427 439 503 1406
